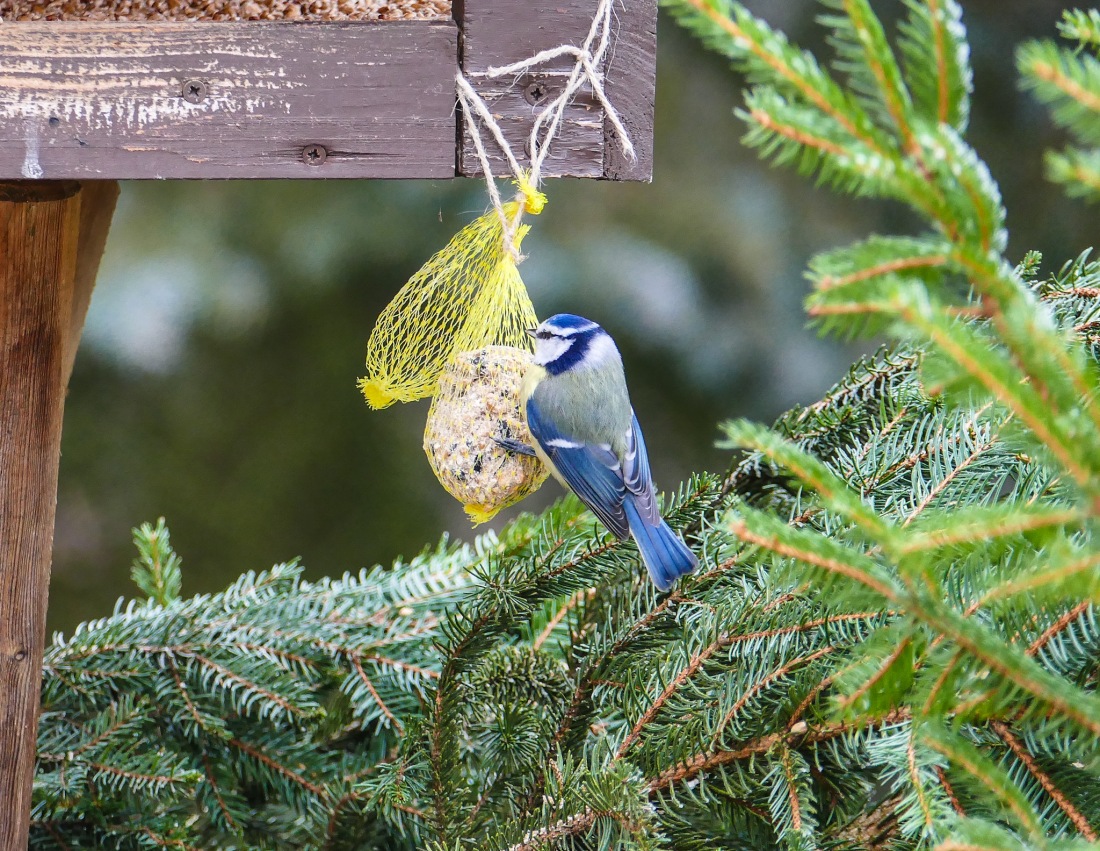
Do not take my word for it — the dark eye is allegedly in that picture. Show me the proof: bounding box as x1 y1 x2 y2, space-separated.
536 331 551 340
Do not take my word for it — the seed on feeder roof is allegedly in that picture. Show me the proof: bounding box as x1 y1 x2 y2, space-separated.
0 0 449 21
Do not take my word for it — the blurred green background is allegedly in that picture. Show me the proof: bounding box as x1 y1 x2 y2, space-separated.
51 0 1096 632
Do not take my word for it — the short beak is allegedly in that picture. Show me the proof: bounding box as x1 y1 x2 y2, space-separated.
525 327 537 339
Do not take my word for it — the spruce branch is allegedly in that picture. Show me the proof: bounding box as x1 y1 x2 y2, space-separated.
35 4 1100 848
888 288 1100 489
663 0 889 157
990 720 1098 842
721 420 894 543
667 0 1100 496
1061 9 1100 46
1027 601 1093 658
1046 149 1100 201
979 550 1100 604
898 0 971 130
1020 10 1100 203
822 0 919 151
711 644 837 747
647 709 911 794
895 505 1085 555
727 508 901 602
921 724 1045 843
130 518 182 607
1019 43 1100 144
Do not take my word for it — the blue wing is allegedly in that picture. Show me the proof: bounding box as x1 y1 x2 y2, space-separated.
621 412 698 589
526 396 630 539
622 412 659 523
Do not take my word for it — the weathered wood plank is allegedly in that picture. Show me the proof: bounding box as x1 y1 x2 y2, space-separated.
460 76 605 179
603 0 656 181
456 0 606 179
0 180 82 851
0 22 457 179
0 0 449 22
455 0 653 181
0 10 654 180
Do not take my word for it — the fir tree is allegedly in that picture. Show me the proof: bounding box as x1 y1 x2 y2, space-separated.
31 2 1100 848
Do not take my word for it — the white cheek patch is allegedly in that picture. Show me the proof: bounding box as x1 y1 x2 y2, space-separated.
535 336 571 365
579 332 619 369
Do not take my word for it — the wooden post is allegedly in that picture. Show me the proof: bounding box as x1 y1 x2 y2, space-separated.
0 179 118 851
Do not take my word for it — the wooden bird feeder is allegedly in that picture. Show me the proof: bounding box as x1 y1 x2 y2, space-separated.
0 0 656 844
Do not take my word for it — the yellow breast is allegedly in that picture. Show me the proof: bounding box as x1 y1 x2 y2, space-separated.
522 362 547 404
520 362 567 486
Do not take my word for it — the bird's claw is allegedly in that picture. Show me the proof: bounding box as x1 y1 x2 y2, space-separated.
494 437 537 457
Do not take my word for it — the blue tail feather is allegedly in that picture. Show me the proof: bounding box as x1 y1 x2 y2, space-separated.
624 500 698 591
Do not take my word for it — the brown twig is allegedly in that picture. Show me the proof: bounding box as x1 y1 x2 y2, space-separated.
779 745 803 831
88 762 188 789
616 612 877 760
228 737 327 798
908 731 935 833
900 403 998 526
533 587 595 650
935 765 966 816
504 809 639 851
361 653 440 679
648 709 910 793
200 754 239 832
352 656 404 734
992 720 1097 840
712 646 836 746
190 653 303 716
1027 600 1091 657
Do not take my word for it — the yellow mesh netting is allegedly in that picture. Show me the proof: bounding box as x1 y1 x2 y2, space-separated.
358 187 544 409
359 178 549 522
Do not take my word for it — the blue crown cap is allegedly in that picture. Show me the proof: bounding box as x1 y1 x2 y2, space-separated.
544 313 600 333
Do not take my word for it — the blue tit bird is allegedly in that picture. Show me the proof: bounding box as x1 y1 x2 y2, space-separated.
498 313 698 590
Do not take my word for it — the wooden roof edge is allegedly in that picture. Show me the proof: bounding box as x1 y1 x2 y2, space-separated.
0 0 656 181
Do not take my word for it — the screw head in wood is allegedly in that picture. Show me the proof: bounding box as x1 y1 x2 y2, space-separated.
302 144 328 166
181 80 207 103
523 79 551 106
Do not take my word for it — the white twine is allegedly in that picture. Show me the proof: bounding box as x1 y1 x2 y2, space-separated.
455 0 636 261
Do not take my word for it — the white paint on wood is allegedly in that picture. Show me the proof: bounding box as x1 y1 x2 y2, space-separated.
20 119 42 178
0 73 301 132
0 21 460 178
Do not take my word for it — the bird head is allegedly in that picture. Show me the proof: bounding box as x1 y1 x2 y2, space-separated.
527 314 619 376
